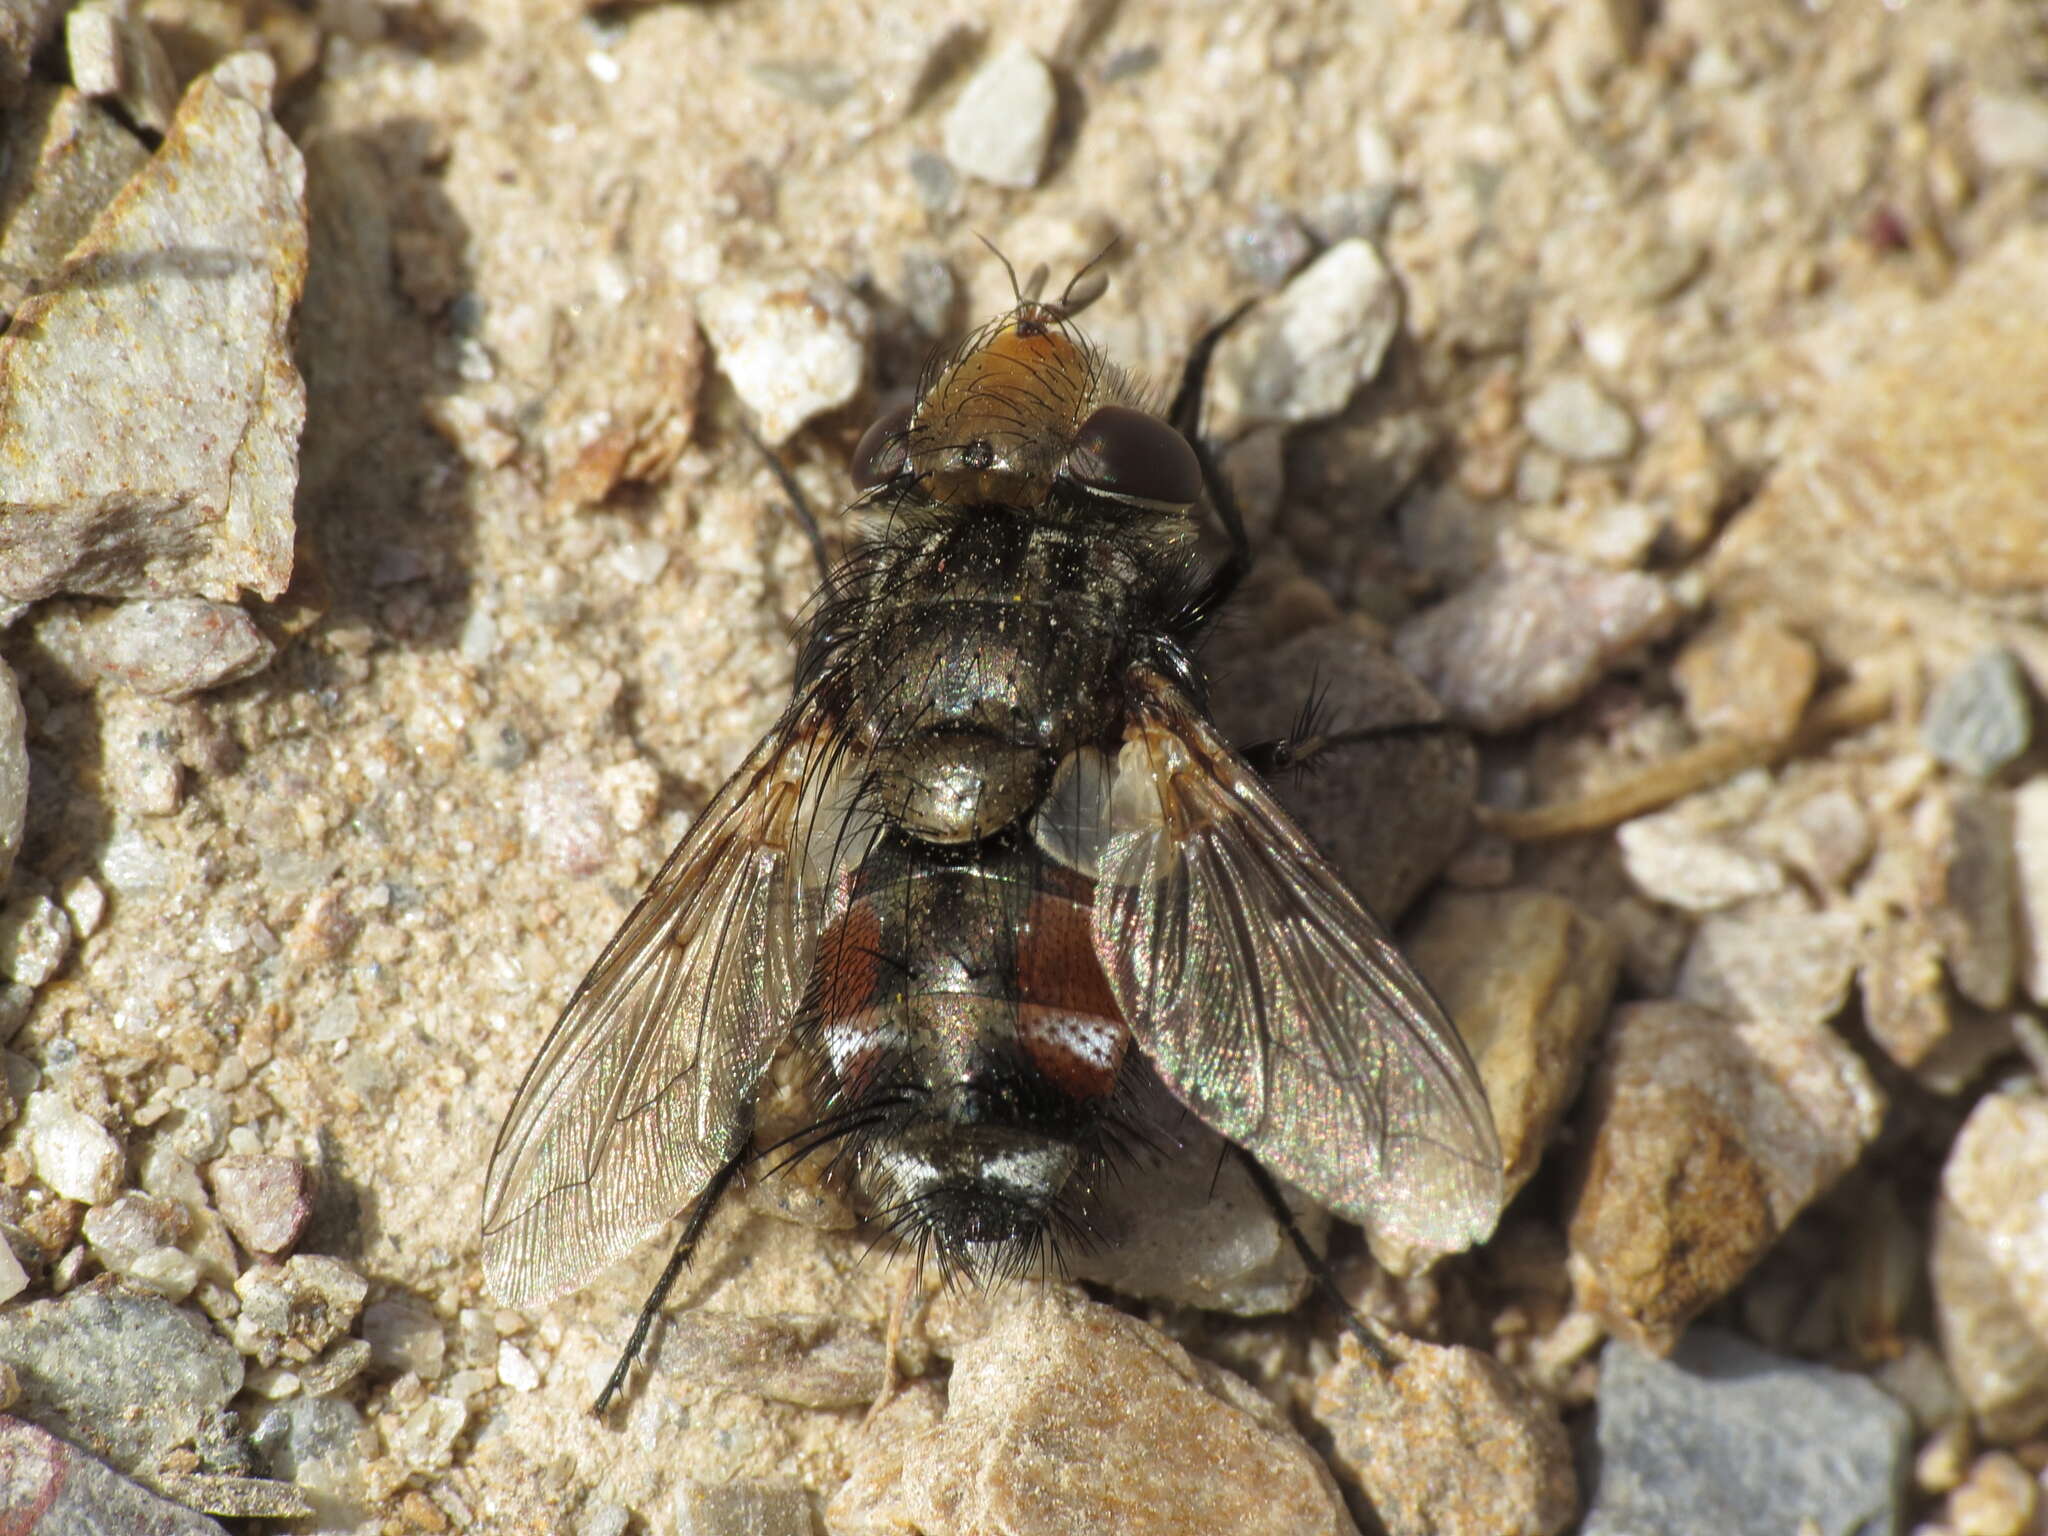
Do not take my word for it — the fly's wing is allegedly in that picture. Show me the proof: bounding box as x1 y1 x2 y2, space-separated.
480 693 850 1307
1081 668 1503 1254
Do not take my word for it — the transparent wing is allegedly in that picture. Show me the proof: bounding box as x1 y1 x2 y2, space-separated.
1088 669 1503 1254
480 694 847 1307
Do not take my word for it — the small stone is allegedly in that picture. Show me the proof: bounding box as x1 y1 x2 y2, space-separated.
1396 538 1680 734
697 270 871 446
1675 893 1860 1027
1871 1338 1965 1434
827 1290 1354 1536
0 2 68 106
1932 1086 2048 1441
362 1297 447 1379
1523 376 1637 463
1946 1451 2038 1536
82 1191 187 1269
1567 1001 1885 1352
659 1311 884 1410
0 1242 27 1305
1970 90 2048 173
0 1283 243 1473
2016 777 2048 1007
0 52 305 604
148 1470 314 1520
519 762 613 879
1225 202 1316 289
1580 1330 1911 1536
251 1397 372 1530
1923 786 2017 1010
295 1337 371 1397
206 1154 313 1256
0 892 70 987
1750 787 1873 891
496 1340 540 1393
230 1256 368 1367
0 660 22 888
941 42 1057 189
0 1414 232 1535
384 1394 466 1474
65 0 176 133
1923 648 2034 778
674 1481 813 1536
1857 920 1953 1071
1672 611 1819 744
1917 1420 1973 1495
58 875 106 939
23 1091 124 1203
1210 238 1403 431
1616 772 1786 912
1313 1337 1577 1536
31 599 275 697
1208 625 1474 921
0 84 149 319
1406 889 1619 1197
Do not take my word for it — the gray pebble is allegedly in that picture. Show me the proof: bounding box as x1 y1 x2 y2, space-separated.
251 1397 372 1529
1922 647 2034 778
675 1482 813 1536
0 893 71 988
361 1296 447 1379
0 660 24 888
0 1284 243 1474
0 1413 232 1535
942 42 1058 189
1582 1329 1911 1536
1225 203 1316 288
1209 238 1403 431
1523 376 1638 462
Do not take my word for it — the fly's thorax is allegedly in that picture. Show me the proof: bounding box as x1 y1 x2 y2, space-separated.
908 306 1096 509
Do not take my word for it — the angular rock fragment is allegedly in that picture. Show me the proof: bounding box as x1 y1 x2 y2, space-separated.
206 1154 313 1256
22 1090 122 1203
1671 610 1818 745
1396 538 1680 733
0 52 306 604
1921 785 2017 1011
1522 376 1636 463
2016 775 2048 1007
1567 1001 1884 1352
675 1482 812 1536
0 1282 243 1472
1209 239 1403 432
655 1311 884 1410
0 85 150 315
0 1414 231 1535
230 1255 368 1366
1931 1086 2048 1441
32 599 275 698
697 270 870 446
1922 647 2035 778
941 42 1057 189
1675 893 1860 1028
1406 888 1618 1197
1616 772 1785 913
829 1290 1356 1536
1313 1338 1578 1536
0 659 22 888
66 0 176 134
1581 1331 1910 1536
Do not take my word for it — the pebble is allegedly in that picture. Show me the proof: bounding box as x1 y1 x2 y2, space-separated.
31 599 276 698
1675 893 1860 1027
0 1242 27 1306
0 53 304 604
2016 777 2048 1007
1209 238 1403 431
675 1482 813 1536
1312 1337 1578 1536
0 660 22 888
656 1310 883 1410
385 1393 466 1474
1750 786 1873 891
65 0 176 133
0 1283 243 1473
206 1154 314 1256
1922 786 2018 1010
1567 1001 1885 1352
940 41 1057 189
81 1190 186 1268
1225 202 1317 289
1522 376 1637 463
1946 1451 2039 1536
0 891 70 987
828 1290 1355 1536
495 1339 540 1392
1923 648 2035 778
1396 537 1680 733
1404 888 1619 1197
149 1470 313 1521
1671 610 1819 744
1066 1114 1311 1313
1970 90 2048 173
1207 624 1475 921
697 270 871 446
1580 1330 1912 1536
1931 1086 2048 1441
0 1413 232 1535
22 1090 123 1203
230 1255 369 1367
519 761 614 879
0 3 68 104
0 83 149 317
1857 920 1953 1071
251 1397 372 1529
1616 772 1787 912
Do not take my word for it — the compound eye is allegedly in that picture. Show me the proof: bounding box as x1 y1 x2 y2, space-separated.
851 400 914 490
1065 405 1203 508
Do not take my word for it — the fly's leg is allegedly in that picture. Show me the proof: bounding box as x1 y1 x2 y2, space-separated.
865 1262 923 1427
741 421 832 583
1235 1149 1397 1372
1171 300 1258 631
1241 717 1462 780
592 1150 750 1416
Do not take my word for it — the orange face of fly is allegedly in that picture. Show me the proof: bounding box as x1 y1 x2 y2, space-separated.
906 304 1099 509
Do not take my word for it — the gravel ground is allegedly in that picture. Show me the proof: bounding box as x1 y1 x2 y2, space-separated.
3 1 2048 1533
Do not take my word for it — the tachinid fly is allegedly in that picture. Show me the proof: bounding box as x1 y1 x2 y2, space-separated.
480 260 1505 1409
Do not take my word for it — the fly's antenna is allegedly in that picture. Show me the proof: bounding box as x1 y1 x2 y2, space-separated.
1057 238 1120 318
975 233 1024 305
